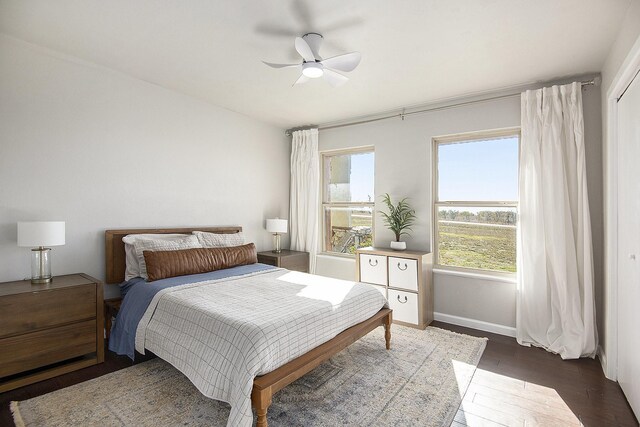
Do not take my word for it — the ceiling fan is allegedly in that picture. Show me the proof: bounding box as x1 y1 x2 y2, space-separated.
263 33 361 87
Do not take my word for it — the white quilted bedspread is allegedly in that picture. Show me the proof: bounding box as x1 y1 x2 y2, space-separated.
135 268 388 427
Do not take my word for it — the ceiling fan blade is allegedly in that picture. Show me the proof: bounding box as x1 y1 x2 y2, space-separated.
323 69 349 87
303 33 323 59
262 61 300 69
293 74 310 86
321 52 361 72
295 37 316 62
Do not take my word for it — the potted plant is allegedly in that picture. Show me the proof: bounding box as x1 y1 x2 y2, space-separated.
380 193 416 250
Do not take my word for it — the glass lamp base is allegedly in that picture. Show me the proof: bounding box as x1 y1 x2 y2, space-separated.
31 247 52 284
272 233 282 253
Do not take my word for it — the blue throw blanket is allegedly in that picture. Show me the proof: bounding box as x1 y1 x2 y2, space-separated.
108 263 276 359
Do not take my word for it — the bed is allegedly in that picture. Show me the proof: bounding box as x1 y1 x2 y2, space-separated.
105 226 392 427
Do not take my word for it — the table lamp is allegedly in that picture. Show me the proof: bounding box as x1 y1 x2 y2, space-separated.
266 219 288 253
17 221 66 284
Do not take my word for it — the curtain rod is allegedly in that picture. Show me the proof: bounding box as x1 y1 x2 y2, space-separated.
285 78 599 136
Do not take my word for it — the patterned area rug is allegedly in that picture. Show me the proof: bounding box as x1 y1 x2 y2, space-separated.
12 326 486 427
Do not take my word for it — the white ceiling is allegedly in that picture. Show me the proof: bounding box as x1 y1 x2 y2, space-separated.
0 0 632 128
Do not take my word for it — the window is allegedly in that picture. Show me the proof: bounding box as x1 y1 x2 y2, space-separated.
433 130 519 274
322 148 374 255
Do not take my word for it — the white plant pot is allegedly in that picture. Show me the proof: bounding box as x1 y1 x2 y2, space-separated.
390 241 406 251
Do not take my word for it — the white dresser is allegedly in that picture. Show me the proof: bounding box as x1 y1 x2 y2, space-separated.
356 247 433 329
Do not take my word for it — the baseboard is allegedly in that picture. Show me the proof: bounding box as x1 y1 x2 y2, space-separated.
434 312 516 338
597 345 610 379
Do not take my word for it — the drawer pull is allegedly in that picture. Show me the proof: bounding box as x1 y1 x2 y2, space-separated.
368 259 379 267
397 262 408 271
397 295 408 304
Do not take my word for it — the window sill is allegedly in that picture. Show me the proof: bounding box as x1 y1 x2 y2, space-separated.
433 267 517 284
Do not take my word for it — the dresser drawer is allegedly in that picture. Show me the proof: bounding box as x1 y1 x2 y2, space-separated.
0 319 97 377
388 257 418 292
388 289 419 325
359 254 388 285
0 285 96 338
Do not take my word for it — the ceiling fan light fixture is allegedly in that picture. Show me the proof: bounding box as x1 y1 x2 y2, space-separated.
302 62 323 78
264 34 360 86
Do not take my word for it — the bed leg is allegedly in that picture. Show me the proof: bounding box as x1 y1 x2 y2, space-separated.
253 389 272 427
256 407 269 427
384 313 392 350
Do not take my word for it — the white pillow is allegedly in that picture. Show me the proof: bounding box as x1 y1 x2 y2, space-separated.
122 233 191 281
193 231 245 248
131 234 202 280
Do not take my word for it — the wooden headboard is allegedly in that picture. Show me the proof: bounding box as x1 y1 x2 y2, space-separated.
104 226 243 284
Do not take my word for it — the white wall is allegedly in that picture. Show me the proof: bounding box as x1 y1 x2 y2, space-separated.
0 35 290 298
601 1 640 96
316 82 603 334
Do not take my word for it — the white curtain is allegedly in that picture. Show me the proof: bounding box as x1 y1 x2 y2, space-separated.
289 128 319 273
517 82 597 359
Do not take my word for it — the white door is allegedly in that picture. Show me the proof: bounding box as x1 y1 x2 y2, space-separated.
617 70 640 418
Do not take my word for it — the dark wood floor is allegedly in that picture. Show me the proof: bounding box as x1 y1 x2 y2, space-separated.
1 323 637 426
432 321 639 427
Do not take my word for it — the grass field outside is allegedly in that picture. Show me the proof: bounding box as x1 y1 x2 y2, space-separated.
438 221 516 272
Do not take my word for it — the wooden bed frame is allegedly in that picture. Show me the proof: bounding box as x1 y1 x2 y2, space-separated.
105 226 392 427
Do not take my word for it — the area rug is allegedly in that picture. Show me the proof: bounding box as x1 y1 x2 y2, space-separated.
12 326 486 427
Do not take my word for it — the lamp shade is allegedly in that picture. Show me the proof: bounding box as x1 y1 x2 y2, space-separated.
266 219 288 234
17 221 66 247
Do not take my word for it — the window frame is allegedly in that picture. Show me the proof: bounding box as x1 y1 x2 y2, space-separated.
432 127 520 278
320 146 375 258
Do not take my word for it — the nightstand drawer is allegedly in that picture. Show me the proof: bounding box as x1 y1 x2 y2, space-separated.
0 319 97 377
0 285 96 338
257 255 278 267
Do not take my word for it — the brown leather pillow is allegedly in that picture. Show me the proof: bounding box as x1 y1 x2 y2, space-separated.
143 243 257 282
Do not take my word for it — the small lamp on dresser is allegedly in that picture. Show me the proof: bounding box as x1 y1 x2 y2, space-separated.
17 221 65 284
266 218 288 253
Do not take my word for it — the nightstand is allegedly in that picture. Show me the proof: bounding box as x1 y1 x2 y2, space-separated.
0 273 104 392
257 250 309 273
